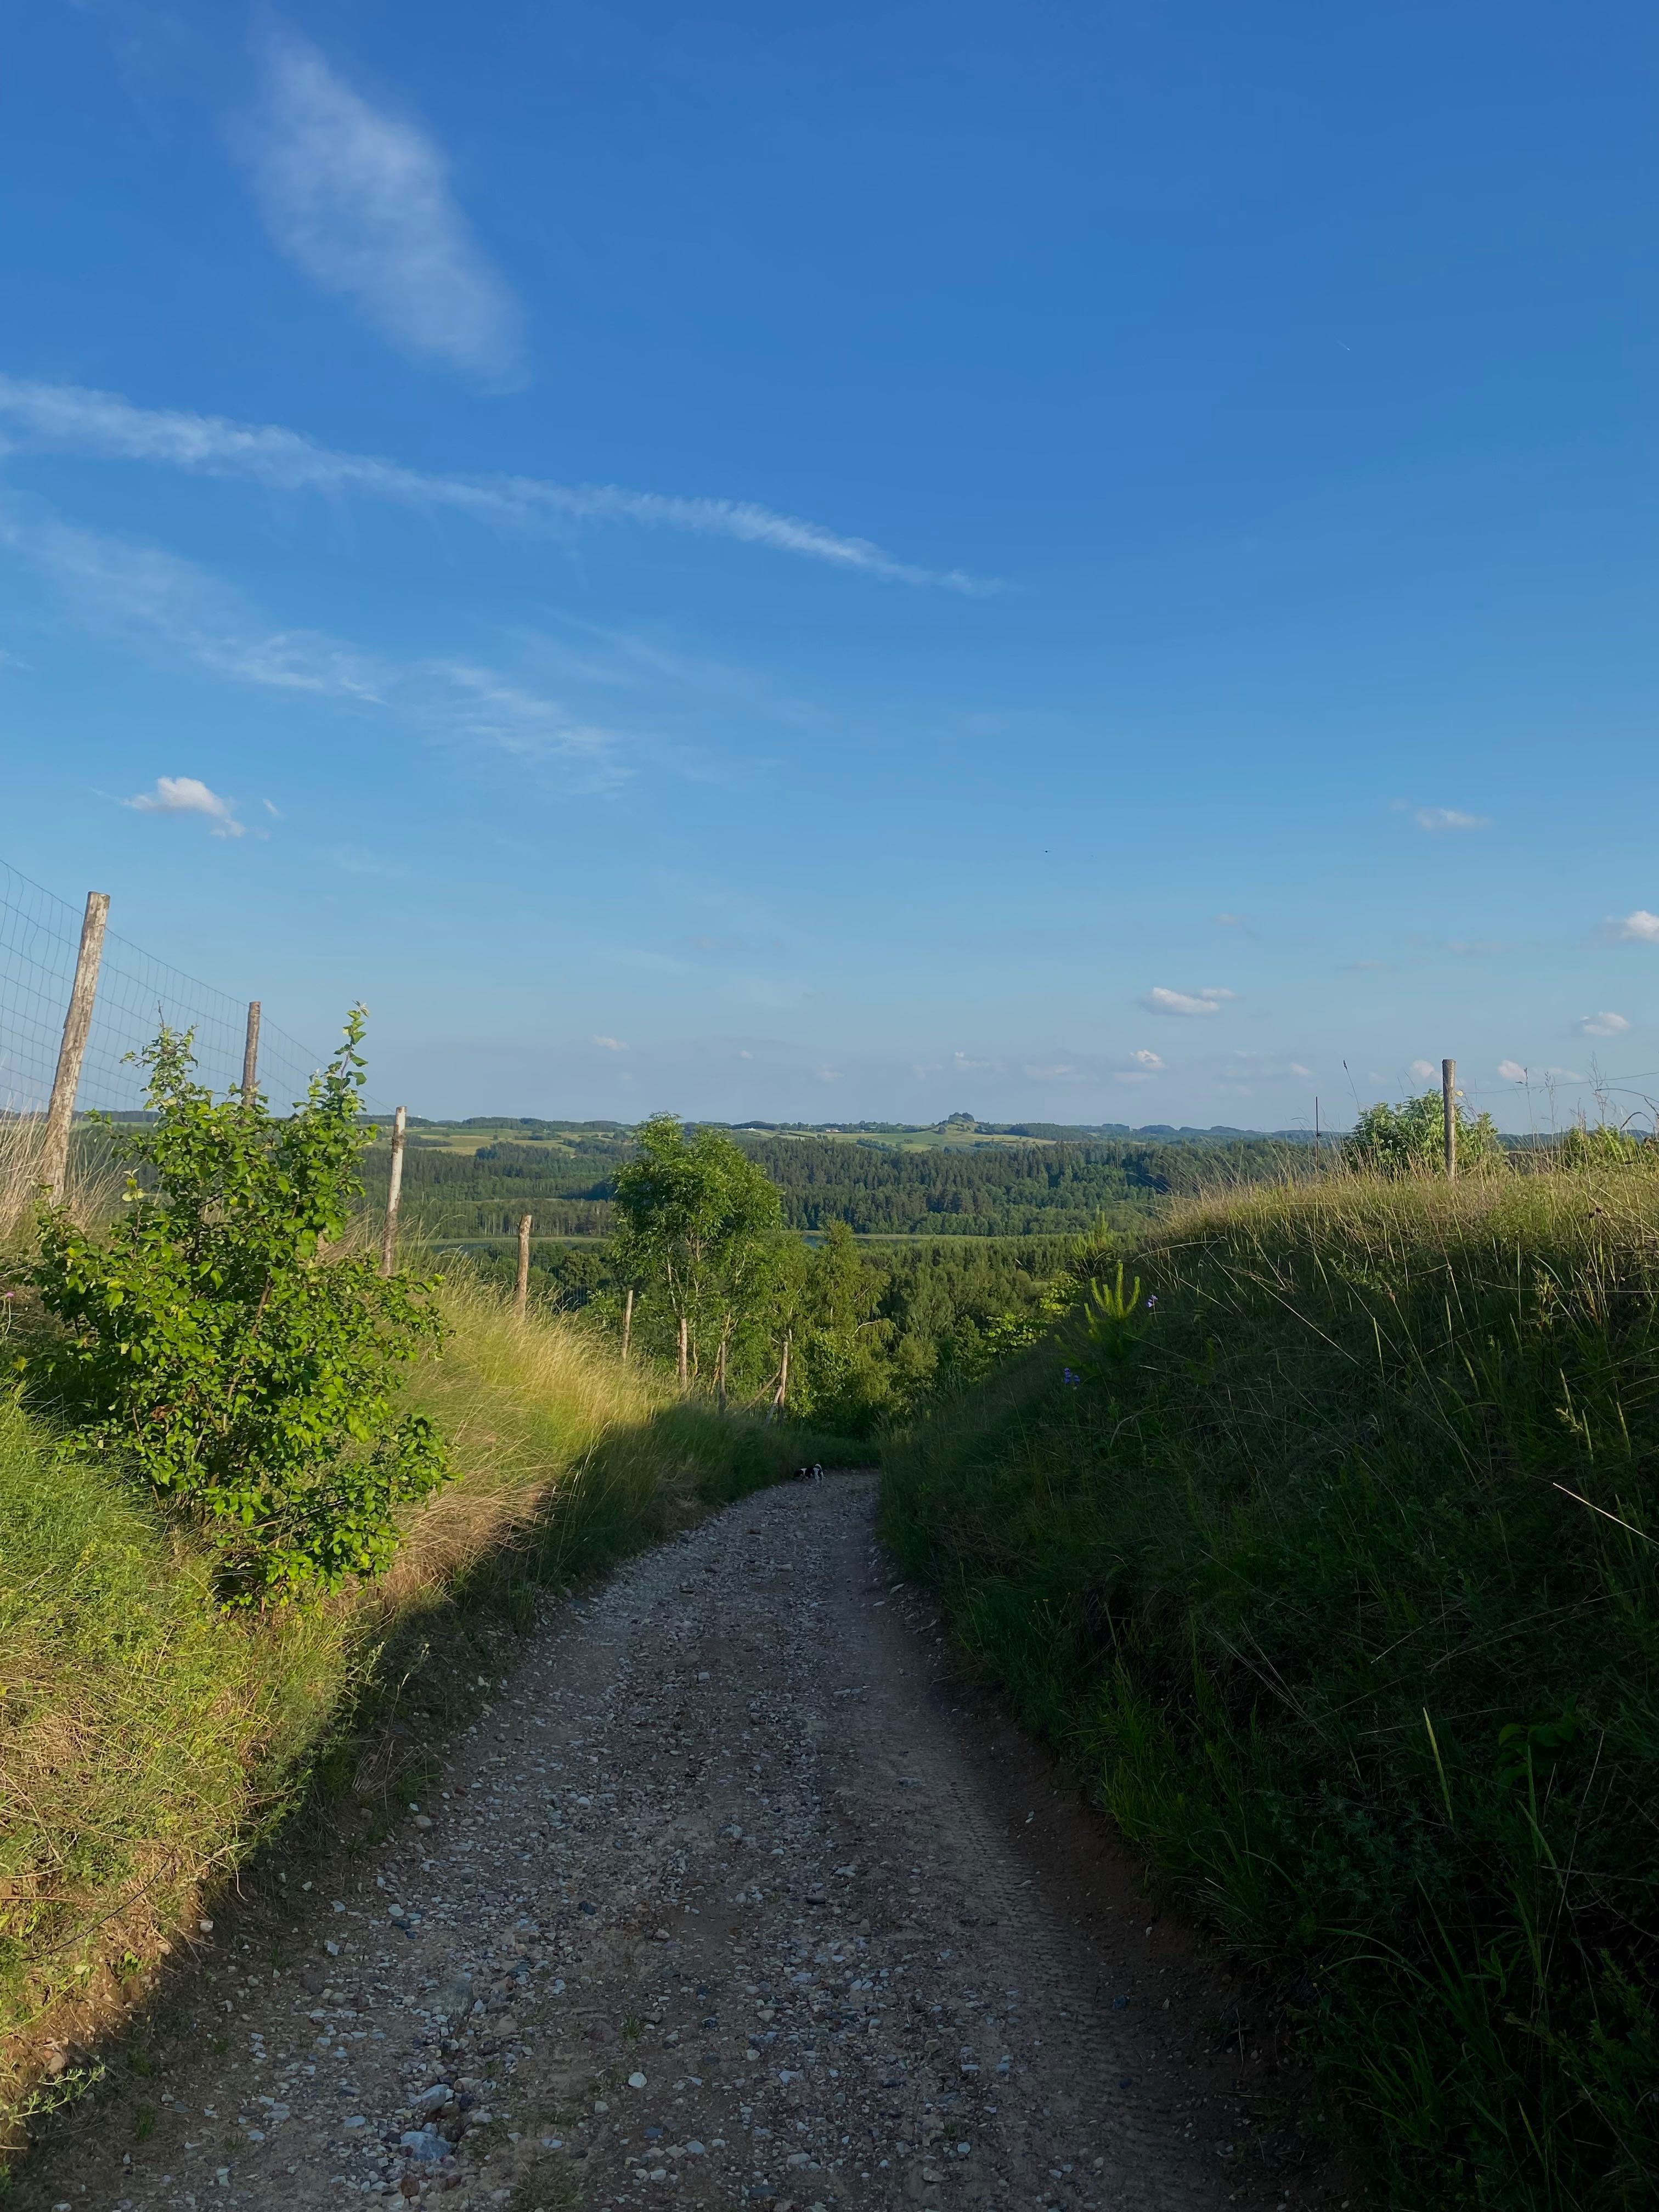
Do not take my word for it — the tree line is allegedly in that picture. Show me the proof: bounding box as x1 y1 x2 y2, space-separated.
361 1125 1307 1243
459 1116 1108 1435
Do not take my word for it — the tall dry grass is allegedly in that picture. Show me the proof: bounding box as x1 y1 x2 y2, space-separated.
0 1120 124 1249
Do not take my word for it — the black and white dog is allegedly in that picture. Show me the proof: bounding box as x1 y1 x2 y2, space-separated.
792 1462 825 1482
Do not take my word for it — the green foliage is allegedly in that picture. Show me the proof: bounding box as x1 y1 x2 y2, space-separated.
1345 1087 1502 1175
0 1392 348 2096
1076 1261 1146 1375
610 1114 782 1381
883 1175 1659 2209
360 1122 1312 1245
1558 1120 1658 1170
28 1013 449 1604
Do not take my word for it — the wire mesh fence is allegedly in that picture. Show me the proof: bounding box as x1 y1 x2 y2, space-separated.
1 855 330 1120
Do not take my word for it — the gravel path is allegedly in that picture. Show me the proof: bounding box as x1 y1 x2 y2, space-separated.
20 1473 1336 2212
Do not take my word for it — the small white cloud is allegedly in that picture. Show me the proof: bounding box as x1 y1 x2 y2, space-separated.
816 1065 842 1083
1498 1059 1528 1082
123 774 244 838
738 1049 753 1060
1613 910 1659 943
1409 1058 1437 1080
1215 912 1241 927
1575 1011 1630 1037
238 31 527 390
262 797 281 817
1126 1048 1163 1069
592 1035 629 1052
1141 986 1234 1017
1289 1062 1312 1078
1412 805 1490 832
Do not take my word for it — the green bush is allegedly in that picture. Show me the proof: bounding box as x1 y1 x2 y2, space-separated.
1344 1086 1503 1173
28 1014 449 1604
1558 1121 1658 1170
883 1175 1659 2209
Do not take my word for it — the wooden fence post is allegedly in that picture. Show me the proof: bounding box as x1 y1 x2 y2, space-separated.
1442 1058 1457 1180
39 891 110 1197
677 1313 689 1390
380 1105 407 1276
620 1284 634 1363
515 1212 533 1315
241 1000 262 1107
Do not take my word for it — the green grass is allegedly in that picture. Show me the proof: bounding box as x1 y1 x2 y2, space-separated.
881 1169 1659 2210
0 1272 857 2148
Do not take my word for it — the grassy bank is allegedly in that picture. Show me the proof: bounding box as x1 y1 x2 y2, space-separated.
0 1274 855 2148
881 1171 1659 2210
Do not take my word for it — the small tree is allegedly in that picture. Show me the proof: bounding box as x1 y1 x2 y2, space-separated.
29 1012 449 1604
610 1115 782 1393
1344 1090 1503 1176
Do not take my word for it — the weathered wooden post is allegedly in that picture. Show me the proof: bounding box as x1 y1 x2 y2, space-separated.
769 1329 791 1422
39 890 110 1197
380 1105 407 1276
1442 1058 1457 1180
241 1000 262 1107
678 1313 689 1390
620 1284 634 1363
515 1212 533 1315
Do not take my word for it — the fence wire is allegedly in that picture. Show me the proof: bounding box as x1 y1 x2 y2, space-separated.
0 856 336 1120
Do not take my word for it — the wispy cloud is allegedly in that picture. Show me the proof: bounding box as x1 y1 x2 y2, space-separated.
592 1035 629 1052
314 843 409 878
1612 910 1659 943
0 496 631 787
124 774 244 837
1141 986 1235 1017
1497 1059 1528 1082
1128 1048 1164 1069
0 375 995 592
1575 1011 1630 1037
236 30 526 390
1411 805 1490 832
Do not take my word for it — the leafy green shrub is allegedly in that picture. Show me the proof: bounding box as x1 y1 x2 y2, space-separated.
1344 1087 1503 1173
28 1013 449 1604
1558 1119 1658 1170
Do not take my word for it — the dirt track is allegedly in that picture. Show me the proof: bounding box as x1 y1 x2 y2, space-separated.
21 1472 1342 2212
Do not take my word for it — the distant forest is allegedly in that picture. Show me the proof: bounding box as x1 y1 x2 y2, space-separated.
360 1122 1308 1244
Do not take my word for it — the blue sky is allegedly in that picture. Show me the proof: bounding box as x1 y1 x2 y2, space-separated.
4 1 1659 1128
